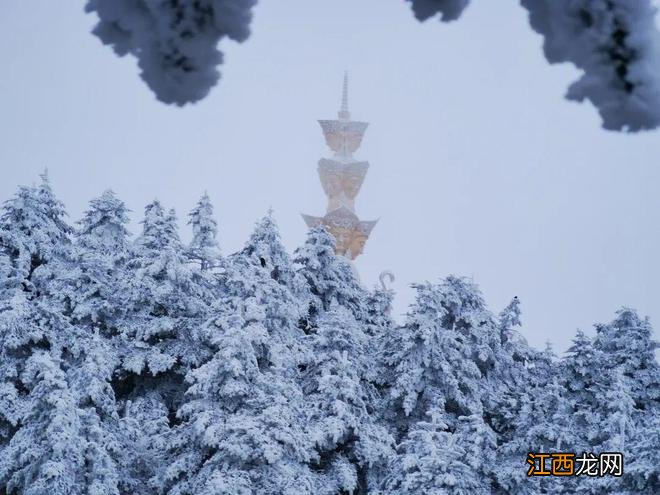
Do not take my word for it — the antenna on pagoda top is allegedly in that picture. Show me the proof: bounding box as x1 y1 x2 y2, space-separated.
338 71 350 121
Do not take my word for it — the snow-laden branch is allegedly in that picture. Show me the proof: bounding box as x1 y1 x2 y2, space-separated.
521 0 660 132
85 0 256 105
84 0 660 132
406 0 471 22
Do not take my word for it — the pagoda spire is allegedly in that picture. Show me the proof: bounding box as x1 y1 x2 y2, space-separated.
339 71 350 121
302 74 378 261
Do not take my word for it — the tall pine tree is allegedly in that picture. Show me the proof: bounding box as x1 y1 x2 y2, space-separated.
115 201 213 494
293 227 366 332
302 306 393 494
187 193 221 271
381 277 500 492
160 214 315 495
0 176 121 494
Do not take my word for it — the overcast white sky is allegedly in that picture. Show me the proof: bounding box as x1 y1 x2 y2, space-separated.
1 0 658 352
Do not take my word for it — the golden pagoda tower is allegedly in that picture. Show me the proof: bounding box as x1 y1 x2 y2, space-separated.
302 73 377 260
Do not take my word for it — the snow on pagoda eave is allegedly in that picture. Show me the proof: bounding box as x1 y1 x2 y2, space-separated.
318 120 369 156
357 218 378 236
303 207 378 233
317 120 369 139
318 158 370 173
318 119 369 130
301 213 323 229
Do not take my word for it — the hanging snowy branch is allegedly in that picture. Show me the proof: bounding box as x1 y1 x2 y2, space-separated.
409 0 660 131
84 0 660 132
405 0 471 22
85 0 256 105
520 0 660 132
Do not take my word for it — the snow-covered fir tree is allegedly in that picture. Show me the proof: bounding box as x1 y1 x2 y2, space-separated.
382 415 483 494
381 277 501 492
486 297 533 442
114 201 215 494
592 309 660 493
62 190 133 495
293 226 366 332
160 214 315 495
364 285 395 339
626 412 660 493
187 193 221 271
594 308 659 411
119 200 213 383
293 227 393 493
489 298 546 494
0 173 72 284
495 343 575 494
77 190 131 256
302 306 393 494
0 351 88 494
226 213 308 369
0 177 122 494
363 285 397 435
160 298 315 494
0 175 74 486
561 330 605 449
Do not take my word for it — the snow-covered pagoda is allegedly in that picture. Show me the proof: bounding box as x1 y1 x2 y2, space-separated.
302 73 377 260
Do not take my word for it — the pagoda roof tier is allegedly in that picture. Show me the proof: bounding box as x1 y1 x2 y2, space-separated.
301 206 377 235
301 207 377 260
318 119 369 158
318 158 369 208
